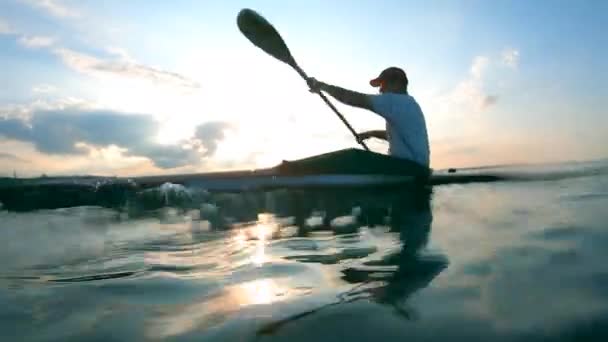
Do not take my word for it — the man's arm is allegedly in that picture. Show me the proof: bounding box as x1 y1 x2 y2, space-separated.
309 79 374 111
359 130 387 141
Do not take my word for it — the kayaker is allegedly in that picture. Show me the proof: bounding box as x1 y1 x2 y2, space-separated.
307 67 430 168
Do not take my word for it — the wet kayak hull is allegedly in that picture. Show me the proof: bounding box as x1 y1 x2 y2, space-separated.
132 148 429 191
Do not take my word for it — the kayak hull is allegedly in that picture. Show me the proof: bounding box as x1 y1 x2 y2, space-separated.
132 148 429 191
0 148 507 195
152 174 417 191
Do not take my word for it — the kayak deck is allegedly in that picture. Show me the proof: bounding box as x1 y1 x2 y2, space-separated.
276 148 429 176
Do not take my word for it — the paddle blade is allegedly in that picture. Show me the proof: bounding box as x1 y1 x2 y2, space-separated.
237 8 297 68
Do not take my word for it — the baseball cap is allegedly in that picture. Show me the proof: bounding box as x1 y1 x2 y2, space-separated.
369 67 408 87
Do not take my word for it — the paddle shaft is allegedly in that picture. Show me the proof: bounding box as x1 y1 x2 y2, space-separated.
291 64 370 151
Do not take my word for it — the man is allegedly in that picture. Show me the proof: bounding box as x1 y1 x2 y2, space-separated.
307 67 430 168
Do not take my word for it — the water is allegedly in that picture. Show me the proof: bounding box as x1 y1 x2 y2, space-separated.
1 163 608 341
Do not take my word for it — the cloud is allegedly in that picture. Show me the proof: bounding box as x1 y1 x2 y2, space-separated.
18 35 56 48
0 20 56 50
502 48 520 69
0 19 15 35
470 56 490 80
450 78 498 111
32 84 58 93
23 0 80 18
0 152 28 163
481 95 498 108
0 22 197 91
1 97 94 121
53 48 201 89
448 54 501 111
105 46 135 63
194 121 233 156
0 109 232 169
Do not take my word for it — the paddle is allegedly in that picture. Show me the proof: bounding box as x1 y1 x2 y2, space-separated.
236 8 370 151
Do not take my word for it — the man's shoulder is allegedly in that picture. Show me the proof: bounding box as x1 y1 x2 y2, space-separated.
370 93 412 103
380 93 420 108
369 93 422 118
382 92 416 102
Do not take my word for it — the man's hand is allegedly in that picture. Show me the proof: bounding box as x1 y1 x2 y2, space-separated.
306 77 325 94
306 78 373 111
355 134 366 145
357 130 388 141
357 131 373 140
355 132 376 145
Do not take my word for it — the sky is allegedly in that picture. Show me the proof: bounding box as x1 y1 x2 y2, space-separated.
0 0 606 177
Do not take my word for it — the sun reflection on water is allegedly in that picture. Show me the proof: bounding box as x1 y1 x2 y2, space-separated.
230 213 280 267
239 278 285 305
252 240 267 266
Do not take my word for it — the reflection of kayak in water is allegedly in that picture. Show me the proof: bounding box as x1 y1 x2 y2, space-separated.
129 148 505 191
257 247 448 336
256 185 445 336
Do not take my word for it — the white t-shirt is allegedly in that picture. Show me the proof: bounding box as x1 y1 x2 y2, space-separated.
369 93 430 167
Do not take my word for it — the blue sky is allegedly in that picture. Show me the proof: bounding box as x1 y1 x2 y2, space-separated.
0 0 606 176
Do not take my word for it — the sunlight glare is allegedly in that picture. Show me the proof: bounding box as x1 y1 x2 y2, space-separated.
252 242 267 267
239 279 283 305
233 229 247 248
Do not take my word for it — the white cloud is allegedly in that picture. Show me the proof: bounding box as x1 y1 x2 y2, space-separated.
23 0 80 18
451 79 498 111
1 97 95 121
470 56 490 80
32 84 58 93
105 46 136 63
448 55 498 111
0 19 15 34
18 35 56 48
53 48 201 89
52 48 97 72
426 47 522 167
502 48 520 69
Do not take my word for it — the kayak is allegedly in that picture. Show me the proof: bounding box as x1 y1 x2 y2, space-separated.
0 148 506 196
122 148 427 191
129 148 502 191
132 148 428 191
0 148 510 211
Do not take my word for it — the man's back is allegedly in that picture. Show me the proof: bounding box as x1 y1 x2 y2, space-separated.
370 93 430 167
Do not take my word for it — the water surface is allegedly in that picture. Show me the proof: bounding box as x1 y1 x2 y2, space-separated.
1 163 608 341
